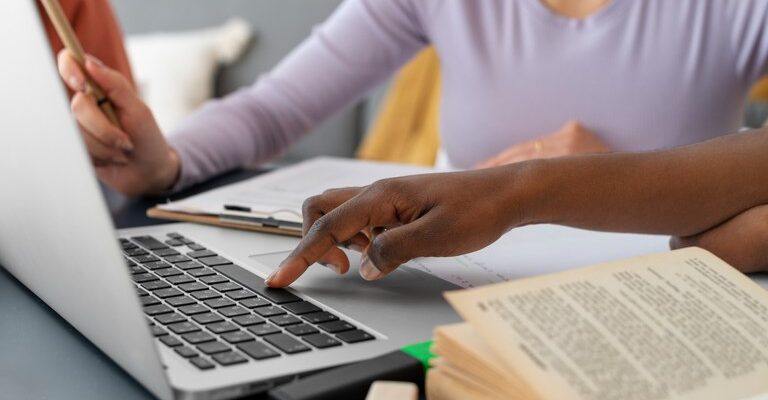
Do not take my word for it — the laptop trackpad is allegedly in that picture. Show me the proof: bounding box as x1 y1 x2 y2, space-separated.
248 250 458 306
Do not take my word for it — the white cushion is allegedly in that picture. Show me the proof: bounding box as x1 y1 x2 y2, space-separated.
126 18 253 133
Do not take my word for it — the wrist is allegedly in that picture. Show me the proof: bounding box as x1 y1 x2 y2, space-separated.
149 147 181 194
498 159 558 229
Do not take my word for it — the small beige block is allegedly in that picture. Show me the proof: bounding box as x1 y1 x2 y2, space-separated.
365 380 419 400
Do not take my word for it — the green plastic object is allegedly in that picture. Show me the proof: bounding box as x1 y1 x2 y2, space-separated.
400 340 435 371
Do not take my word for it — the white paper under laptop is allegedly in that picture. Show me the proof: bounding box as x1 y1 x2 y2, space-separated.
158 157 433 226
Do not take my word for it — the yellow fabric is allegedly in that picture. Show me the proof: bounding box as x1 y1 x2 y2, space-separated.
357 47 441 166
751 77 768 101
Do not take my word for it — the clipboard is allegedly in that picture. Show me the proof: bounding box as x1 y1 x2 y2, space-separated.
147 207 303 237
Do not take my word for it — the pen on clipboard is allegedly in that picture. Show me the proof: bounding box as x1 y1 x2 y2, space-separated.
39 0 122 128
222 204 303 231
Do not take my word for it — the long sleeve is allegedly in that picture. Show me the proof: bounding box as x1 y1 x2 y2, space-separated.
167 0 429 190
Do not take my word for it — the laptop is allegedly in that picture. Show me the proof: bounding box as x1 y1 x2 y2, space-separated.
0 2 459 399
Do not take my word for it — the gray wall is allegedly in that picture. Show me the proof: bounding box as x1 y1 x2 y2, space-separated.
111 0 367 163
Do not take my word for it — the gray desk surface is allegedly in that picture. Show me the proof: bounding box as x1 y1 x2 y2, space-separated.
0 169 266 400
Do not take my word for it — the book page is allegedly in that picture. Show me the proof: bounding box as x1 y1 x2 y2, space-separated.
446 248 768 400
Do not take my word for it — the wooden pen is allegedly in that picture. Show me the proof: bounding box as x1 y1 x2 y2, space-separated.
39 0 122 128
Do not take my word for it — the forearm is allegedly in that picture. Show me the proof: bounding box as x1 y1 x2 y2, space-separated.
521 129 768 236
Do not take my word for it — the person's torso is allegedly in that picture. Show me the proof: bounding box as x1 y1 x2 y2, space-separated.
424 0 750 167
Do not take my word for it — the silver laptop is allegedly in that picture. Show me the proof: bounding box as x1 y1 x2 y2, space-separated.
0 2 459 399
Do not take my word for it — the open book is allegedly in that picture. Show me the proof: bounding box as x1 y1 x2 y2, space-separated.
428 248 768 400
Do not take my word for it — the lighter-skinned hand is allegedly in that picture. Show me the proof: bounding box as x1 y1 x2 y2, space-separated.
475 120 610 169
57 50 179 196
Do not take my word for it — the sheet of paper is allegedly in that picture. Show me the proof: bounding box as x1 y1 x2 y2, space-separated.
403 224 671 288
447 247 768 400
158 157 432 222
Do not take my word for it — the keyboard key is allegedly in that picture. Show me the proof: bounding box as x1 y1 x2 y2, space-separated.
191 290 221 300
232 315 265 327
190 357 215 370
134 254 160 264
212 282 242 292
135 287 148 296
222 331 255 344
181 238 196 245
237 341 280 360
219 306 249 318
166 232 183 239
155 312 186 325
336 330 375 343
166 295 196 307
204 298 235 309
179 304 209 316
142 280 170 291
141 294 160 306
154 288 183 299
200 275 229 285
192 313 224 325
187 250 216 259
264 333 311 354
167 274 195 285
188 243 205 251
182 331 215 345
125 258 137 267
128 266 145 275
317 320 356 333
168 321 201 334
132 273 157 283
132 235 168 250
270 315 301 327
150 325 168 337
286 324 319 336
144 304 173 316
214 264 301 304
165 255 190 264
174 346 198 358
253 306 286 318
144 261 171 270
212 351 248 366
176 261 203 271
154 268 182 278
179 282 208 293
302 312 338 324
124 248 147 257
282 301 321 315
189 268 216 278
197 341 231 355
165 239 184 247
247 323 281 336
153 248 179 257
159 335 183 347
303 333 341 349
207 321 239 334
226 289 257 300
199 256 232 267
240 297 270 309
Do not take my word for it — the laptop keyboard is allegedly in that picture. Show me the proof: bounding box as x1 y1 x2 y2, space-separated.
120 233 375 371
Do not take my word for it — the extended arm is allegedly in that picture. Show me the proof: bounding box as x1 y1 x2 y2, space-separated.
267 129 768 287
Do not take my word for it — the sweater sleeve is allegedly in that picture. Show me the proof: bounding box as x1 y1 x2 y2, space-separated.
167 0 428 190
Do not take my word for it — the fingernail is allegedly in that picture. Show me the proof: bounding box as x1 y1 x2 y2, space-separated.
265 270 278 285
69 75 85 92
87 55 105 68
359 255 383 281
119 140 134 152
320 262 342 274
